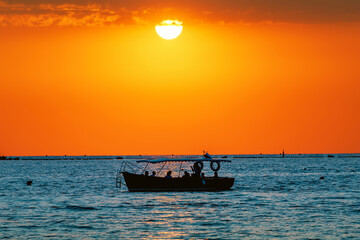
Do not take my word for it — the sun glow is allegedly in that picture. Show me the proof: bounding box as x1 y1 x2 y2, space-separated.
155 20 183 40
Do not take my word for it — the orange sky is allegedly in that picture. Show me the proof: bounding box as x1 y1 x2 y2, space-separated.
1 1 360 155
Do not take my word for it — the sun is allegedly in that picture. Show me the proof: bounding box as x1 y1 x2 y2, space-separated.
155 20 183 40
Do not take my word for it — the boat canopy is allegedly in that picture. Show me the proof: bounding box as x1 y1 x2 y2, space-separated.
136 158 231 164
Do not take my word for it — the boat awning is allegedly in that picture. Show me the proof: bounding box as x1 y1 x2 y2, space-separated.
136 158 232 163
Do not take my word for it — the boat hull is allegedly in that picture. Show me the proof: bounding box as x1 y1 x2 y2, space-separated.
122 172 235 192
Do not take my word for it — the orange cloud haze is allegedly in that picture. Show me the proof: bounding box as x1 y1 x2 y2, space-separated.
1 0 360 27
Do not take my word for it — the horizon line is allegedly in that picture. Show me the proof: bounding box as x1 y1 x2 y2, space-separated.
2 152 360 158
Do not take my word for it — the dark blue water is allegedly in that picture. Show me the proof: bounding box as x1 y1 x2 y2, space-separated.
1 157 359 239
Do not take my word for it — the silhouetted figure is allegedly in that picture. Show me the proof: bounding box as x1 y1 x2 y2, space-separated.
165 171 172 178
182 171 190 179
214 171 218 178
151 171 156 177
194 164 201 176
144 171 149 176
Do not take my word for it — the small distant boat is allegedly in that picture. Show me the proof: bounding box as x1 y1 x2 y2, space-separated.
203 150 212 159
116 154 234 192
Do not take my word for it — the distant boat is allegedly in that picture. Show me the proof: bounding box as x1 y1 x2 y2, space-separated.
116 158 234 192
203 150 212 159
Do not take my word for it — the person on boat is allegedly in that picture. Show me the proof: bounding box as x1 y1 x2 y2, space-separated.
165 171 172 178
194 163 201 176
150 171 156 177
144 171 149 176
182 171 190 179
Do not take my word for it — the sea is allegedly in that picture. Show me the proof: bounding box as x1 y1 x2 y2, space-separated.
0 154 359 239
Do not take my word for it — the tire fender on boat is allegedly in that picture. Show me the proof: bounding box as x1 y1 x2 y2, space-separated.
210 161 221 171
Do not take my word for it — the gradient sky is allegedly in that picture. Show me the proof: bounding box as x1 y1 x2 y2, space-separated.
1 0 360 155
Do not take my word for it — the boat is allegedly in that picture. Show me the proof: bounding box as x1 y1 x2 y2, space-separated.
116 156 235 192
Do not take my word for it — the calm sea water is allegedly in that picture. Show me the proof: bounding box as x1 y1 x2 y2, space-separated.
0 156 359 239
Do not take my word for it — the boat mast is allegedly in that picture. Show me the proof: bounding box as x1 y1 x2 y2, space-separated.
156 162 167 177
178 162 182 178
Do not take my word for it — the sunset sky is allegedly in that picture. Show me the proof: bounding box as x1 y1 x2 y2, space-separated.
1 0 359 156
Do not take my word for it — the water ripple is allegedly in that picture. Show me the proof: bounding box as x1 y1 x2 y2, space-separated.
0 157 359 239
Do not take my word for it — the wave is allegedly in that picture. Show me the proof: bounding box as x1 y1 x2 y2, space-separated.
51 205 99 211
